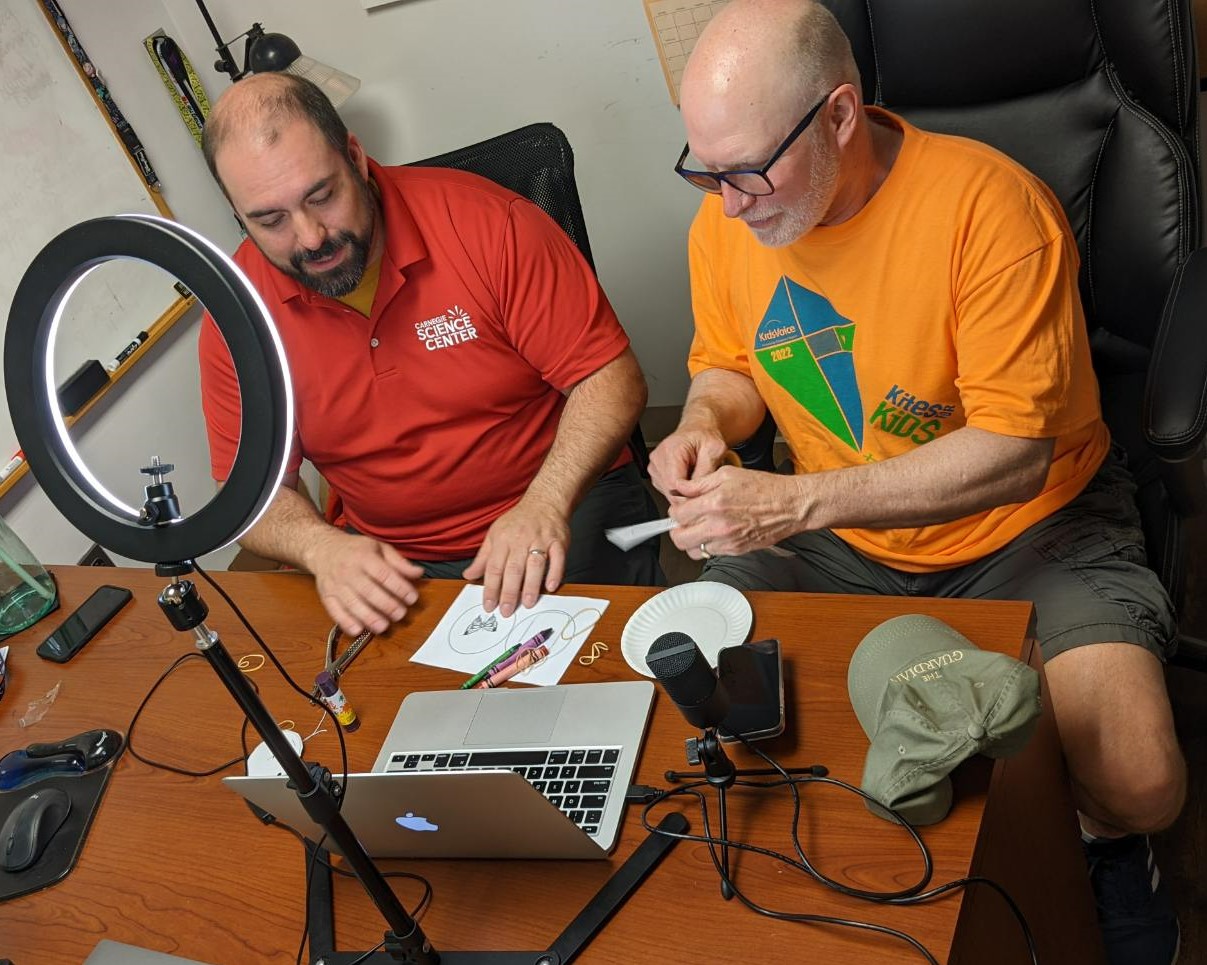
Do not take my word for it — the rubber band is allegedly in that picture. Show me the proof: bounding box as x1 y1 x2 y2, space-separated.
237 653 266 673
277 720 296 732
561 607 603 641
578 641 610 666
303 712 328 743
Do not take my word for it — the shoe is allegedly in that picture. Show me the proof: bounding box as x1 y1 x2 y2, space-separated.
1084 834 1180 965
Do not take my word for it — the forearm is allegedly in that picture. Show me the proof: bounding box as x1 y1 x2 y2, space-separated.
523 349 647 515
797 427 1054 532
680 368 767 444
236 482 341 573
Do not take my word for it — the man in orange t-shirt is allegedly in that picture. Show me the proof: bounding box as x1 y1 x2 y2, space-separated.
650 2 1183 960
198 74 661 636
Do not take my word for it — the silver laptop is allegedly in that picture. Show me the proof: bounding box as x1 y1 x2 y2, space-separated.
85 941 216 964
223 680 654 860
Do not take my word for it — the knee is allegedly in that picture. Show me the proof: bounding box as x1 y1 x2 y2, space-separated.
1077 750 1186 834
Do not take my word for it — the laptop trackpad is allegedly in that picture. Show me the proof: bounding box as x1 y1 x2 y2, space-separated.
464 688 567 745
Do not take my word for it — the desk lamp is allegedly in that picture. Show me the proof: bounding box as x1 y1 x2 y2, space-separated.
4 214 682 964
193 0 360 107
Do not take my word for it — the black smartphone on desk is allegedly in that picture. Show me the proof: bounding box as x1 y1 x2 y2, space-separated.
717 638 785 742
35 584 132 663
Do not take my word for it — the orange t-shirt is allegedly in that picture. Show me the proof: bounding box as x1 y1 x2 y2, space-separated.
687 109 1109 571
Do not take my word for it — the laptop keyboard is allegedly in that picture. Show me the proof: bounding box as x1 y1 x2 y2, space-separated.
384 746 621 836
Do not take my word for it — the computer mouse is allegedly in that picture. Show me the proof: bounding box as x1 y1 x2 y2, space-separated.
1 786 71 872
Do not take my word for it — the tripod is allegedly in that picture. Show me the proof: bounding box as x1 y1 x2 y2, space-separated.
145 466 685 964
680 729 830 903
684 728 739 901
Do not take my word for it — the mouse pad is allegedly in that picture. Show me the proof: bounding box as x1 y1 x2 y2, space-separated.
0 762 117 902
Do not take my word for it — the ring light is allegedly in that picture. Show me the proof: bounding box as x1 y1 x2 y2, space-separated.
3 214 292 563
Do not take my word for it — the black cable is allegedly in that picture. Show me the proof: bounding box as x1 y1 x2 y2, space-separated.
194 562 350 803
121 567 431 964
271 821 433 911
345 942 387 965
640 736 1039 965
739 736 1036 958
640 783 941 962
269 820 432 964
125 651 252 776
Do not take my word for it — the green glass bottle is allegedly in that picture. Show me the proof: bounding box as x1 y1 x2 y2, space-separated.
0 516 57 638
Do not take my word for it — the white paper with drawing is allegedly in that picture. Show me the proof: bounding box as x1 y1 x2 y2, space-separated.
410 584 609 686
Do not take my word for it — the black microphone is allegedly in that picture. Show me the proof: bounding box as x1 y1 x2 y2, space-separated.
646 631 730 729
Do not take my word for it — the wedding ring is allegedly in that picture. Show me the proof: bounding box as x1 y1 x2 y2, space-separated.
700 542 712 560
529 548 547 558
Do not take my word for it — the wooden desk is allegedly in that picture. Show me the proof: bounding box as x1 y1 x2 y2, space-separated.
0 568 1103 964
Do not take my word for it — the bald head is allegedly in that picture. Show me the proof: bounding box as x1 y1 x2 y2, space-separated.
203 73 350 192
681 0 859 132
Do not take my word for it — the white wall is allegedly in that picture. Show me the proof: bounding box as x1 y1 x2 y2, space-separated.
5 0 702 567
155 0 700 403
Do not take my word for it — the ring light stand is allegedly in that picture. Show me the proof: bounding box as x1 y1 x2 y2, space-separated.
4 215 683 964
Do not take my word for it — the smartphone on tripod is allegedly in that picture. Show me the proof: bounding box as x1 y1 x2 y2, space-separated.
716 638 785 742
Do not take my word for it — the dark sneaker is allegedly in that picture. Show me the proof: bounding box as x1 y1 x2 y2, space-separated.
1084 834 1180 965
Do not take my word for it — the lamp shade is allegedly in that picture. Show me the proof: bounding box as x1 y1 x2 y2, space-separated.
246 30 360 107
281 56 361 107
246 31 301 72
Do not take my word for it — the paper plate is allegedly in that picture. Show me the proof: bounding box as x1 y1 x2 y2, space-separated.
621 583 753 677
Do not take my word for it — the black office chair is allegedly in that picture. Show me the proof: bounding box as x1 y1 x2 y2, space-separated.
786 0 1207 666
408 123 651 473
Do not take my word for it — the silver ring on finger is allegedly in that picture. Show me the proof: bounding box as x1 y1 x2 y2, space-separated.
699 542 712 560
528 548 547 560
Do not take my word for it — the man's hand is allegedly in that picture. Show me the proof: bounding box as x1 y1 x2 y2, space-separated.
308 531 424 636
668 467 806 559
463 496 570 616
648 427 731 503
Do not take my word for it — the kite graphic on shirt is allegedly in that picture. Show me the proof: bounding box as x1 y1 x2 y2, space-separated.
753 277 862 451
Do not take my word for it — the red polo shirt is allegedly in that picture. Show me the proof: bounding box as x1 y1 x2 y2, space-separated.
199 159 631 559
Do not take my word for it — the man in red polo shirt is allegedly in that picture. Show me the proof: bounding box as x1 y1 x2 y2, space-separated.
198 74 661 636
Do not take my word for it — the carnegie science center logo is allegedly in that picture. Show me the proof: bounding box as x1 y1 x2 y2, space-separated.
414 305 478 351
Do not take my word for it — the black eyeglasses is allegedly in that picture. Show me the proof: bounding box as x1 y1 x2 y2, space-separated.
0 648 7 704
675 89 835 197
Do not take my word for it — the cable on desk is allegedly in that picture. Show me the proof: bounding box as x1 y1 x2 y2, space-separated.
194 562 349 805
125 651 253 776
639 735 1039 965
270 820 432 965
345 941 386 965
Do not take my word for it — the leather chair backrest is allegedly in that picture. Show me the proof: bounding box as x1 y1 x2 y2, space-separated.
410 122 596 269
825 0 1200 358
819 0 1202 605
409 123 652 472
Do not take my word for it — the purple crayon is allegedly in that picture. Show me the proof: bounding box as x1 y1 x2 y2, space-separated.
487 627 553 674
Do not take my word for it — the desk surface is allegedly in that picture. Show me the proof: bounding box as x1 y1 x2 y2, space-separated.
0 568 1103 964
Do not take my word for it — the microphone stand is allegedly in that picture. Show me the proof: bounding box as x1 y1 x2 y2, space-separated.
142 466 684 964
684 729 737 901
679 731 829 903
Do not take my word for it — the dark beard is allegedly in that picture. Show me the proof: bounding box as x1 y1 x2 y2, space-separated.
286 229 371 297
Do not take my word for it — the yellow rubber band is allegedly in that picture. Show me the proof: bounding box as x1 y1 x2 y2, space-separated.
578 641 610 665
237 653 266 673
